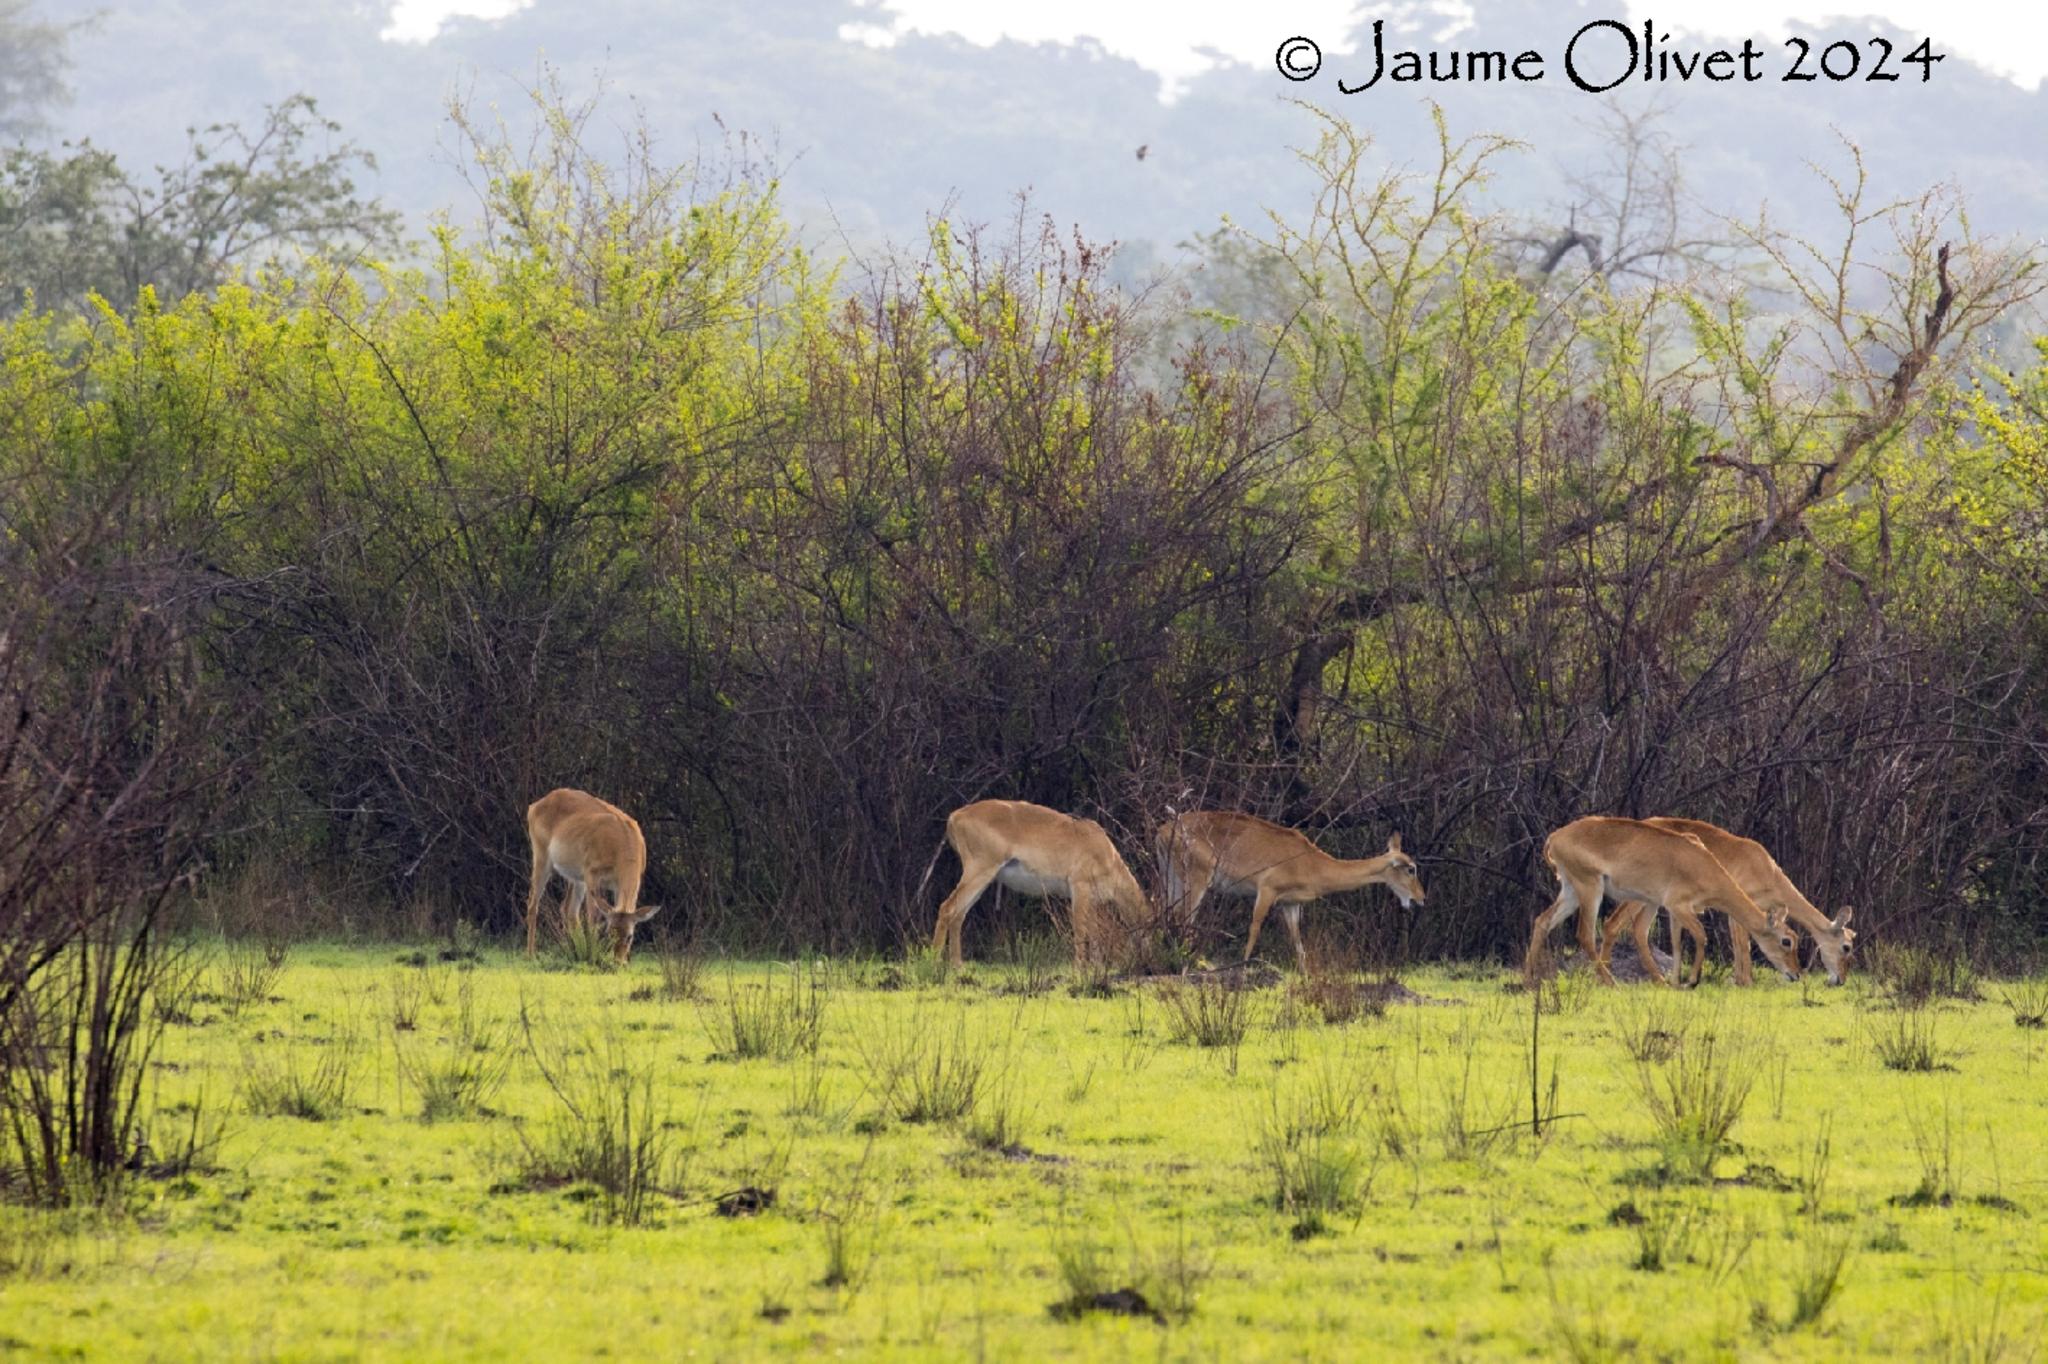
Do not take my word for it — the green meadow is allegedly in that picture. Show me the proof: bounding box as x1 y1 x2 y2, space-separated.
3 941 2044 1361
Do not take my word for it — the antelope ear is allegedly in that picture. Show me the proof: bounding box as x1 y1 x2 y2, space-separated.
1766 908 1789 933
1386 832 1403 855
1832 905 1855 931
627 904 662 926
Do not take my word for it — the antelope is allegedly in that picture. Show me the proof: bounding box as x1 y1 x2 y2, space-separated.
928 799 1147 967
1597 816 1856 986
1155 811 1425 970
524 788 662 964
1524 816 1799 987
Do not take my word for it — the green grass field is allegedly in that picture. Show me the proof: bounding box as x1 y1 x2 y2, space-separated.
4 941 2045 1360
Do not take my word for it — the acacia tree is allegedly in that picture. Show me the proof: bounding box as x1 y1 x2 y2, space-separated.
0 95 399 317
1511 102 1735 285
1228 106 2041 953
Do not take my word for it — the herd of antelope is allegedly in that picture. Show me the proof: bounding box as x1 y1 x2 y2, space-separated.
521 788 1858 986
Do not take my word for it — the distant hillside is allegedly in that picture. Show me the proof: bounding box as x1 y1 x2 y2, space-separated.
38 0 2048 263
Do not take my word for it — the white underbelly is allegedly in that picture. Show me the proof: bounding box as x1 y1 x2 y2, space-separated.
549 846 599 887
997 863 1068 898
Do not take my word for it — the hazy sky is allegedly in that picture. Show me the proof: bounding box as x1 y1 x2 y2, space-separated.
53 0 2038 260
384 1 2048 95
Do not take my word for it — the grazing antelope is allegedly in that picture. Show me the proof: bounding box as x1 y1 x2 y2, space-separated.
1524 816 1799 987
524 788 662 964
1598 817 1856 986
1155 811 1425 970
928 800 1147 967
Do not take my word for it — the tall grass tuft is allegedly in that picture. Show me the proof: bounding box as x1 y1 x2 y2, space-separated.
783 1049 831 1120
1933 1274 2027 1363
1438 1018 1518 1161
388 968 424 1032
1899 1090 1959 1207
1611 992 1691 1064
1046 1211 1209 1324
856 1004 1002 1125
902 945 953 990
554 910 615 969
815 1138 887 1291
1867 1009 1949 1072
1547 1266 1626 1364
1049 1219 1119 1310
395 973 515 1121
702 965 827 1061
214 937 290 1017
1252 1062 1376 1238
999 929 1066 996
1158 977 1251 1053
653 926 706 1001
1995 977 2048 1030
135 1081 230 1179
1797 1115 1834 1217
1627 1197 1699 1272
1135 1215 1213 1322
241 1017 361 1121
1634 1023 1762 1180
1784 1216 1854 1331
511 1004 691 1226
1535 967 1594 1017
964 1077 1030 1153
1871 943 1979 1005
150 955 207 1028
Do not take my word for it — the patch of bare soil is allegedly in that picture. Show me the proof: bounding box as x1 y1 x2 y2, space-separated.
1126 962 1283 990
714 1186 776 1217
1355 977 1456 1007
1128 964 1455 1006
1050 1288 1165 1325
1602 945 1685 984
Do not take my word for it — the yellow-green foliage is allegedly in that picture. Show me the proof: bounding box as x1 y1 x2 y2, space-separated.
4 946 2044 1358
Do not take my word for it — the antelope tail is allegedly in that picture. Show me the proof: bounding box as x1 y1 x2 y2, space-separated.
912 833 951 906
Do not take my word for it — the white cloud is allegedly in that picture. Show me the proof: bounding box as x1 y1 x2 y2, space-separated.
381 0 533 44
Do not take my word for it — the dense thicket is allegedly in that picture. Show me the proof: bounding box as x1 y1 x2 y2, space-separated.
5 103 2046 965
